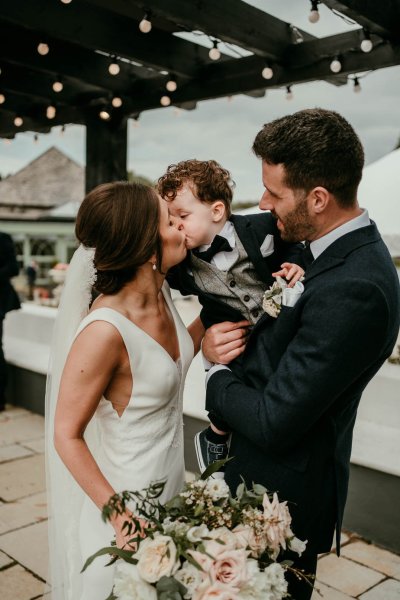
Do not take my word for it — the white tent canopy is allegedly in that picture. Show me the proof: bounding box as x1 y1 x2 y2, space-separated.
237 148 400 257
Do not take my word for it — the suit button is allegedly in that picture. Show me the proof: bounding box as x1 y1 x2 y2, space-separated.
243 294 250 302
229 280 236 288
251 309 259 318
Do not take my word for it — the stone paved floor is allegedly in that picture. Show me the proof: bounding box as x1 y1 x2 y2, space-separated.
1 405 400 600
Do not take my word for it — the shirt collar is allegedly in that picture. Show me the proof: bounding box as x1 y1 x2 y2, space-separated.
310 209 371 260
198 220 236 252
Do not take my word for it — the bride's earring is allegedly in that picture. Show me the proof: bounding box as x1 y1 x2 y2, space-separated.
152 262 157 271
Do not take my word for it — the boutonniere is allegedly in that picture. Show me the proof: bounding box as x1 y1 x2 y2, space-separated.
262 276 287 318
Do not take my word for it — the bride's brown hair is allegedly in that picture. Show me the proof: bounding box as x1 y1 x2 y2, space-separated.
75 181 162 294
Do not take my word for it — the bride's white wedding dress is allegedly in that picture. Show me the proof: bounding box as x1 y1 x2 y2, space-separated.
70 283 193 599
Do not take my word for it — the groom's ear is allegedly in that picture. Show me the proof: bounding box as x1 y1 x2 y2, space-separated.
310 186 330 214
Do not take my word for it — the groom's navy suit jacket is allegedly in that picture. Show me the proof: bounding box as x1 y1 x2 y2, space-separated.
206 222 400 553
167 213 303 328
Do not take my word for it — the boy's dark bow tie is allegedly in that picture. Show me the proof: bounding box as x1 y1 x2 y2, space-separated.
193 235 233 263
302 241 314 268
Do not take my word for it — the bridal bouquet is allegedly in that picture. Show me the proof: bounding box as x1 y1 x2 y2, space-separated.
83 463 310 599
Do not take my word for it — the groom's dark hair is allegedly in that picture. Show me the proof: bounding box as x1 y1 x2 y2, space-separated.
252 108 364 207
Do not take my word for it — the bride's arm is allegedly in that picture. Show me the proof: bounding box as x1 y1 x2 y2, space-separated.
54 321 135 546
187 315 205 355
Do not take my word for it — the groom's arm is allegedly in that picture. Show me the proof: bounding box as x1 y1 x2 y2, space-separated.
205 279 390 453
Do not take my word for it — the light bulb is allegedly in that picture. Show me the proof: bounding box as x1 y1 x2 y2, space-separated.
53 80 63 93
261 66 273 80
60 0 72 3
108 61 120 76
166 79 177 92
330 58 342 73
112 96 122 108
14 116 23 127
286 86 293 101
309 9 320 23
209 41 220 61
139 14 152 33
361 38 373 53
99 110 111 120
37 42 49 56
46 105 56 119
0 93 5 104
353 78 361 93
160 95 171 107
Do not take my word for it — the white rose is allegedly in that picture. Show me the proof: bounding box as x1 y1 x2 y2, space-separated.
207 527 237 551
174 561 205 599
205 478 230 501
262 563 288 599
135 535 179 583
289 536 307 556
114 562 157 600
187 523 210 543
194 580 239 600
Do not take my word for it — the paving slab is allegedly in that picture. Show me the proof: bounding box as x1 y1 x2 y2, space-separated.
312 581 354 600
0 491 47 535
317 554 385 597
360 578 400 599
0 549 14 568
330 532 351 551
22 438 45 454
0 414 44 447
0 564 44 600
0 519 48 581
0 454 45 501
0 406 31 421
342 540 400 580
0 444 34 463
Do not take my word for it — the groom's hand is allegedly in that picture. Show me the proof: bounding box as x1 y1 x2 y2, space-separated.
202 320 250 365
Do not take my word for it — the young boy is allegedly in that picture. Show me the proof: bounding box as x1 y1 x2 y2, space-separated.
158 159 304 475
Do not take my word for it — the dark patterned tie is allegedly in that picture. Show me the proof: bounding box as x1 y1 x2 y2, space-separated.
302 241 314 268
193 235 233 263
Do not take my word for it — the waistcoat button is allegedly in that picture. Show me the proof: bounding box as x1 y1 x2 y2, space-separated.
229 280 236 288
251 309 259 318
243 294 250 302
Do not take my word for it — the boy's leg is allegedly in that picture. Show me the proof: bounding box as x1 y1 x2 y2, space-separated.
194 412 231 476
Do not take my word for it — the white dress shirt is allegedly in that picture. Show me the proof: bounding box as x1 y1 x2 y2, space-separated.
198 220 238 271
310 209 371 260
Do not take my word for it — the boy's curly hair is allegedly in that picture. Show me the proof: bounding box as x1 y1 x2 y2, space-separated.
157 159 234 217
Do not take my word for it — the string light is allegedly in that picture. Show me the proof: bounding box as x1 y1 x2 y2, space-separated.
309 0 320 23
14 116 23 127
166 77 177 92
99 110 111 120
285 85 293 101
60 0 72 3
0 93 5 104
290 25 304 44
59 124 66 136
46 105 56 119
139 11 152 33
108 58 120 75
52 79 63 93
353 77 361 93
37 42 49 56
34 134 39 143
209 40 221 61
330 56 342 73
112 96 122 108
160 95 171 106
361 30 373 53
261 65 274 80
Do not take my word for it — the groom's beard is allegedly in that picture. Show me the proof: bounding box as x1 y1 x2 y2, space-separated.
273 195 317 243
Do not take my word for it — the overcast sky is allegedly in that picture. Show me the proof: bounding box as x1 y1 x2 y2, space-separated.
1 0 399 201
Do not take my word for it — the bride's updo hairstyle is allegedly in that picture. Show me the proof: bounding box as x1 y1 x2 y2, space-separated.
75 181 162 294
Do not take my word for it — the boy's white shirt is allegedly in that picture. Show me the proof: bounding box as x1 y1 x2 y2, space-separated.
198 220 238 271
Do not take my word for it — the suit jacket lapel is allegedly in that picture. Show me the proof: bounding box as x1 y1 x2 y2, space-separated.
230 215 272 283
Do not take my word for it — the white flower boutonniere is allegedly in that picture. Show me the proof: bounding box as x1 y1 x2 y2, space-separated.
262 276 287 318
263 277 305 318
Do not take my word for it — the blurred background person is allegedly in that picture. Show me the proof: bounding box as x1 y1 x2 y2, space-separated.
0 231 21 411
25 260 38 301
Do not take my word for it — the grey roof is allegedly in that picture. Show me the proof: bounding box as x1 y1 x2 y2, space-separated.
0 146 84 220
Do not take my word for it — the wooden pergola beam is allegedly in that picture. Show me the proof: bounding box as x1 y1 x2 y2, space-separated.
0 0 216 78
321 0 400 40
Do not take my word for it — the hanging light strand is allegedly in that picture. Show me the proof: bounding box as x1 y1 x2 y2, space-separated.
139 11 152 33
309 0 320 23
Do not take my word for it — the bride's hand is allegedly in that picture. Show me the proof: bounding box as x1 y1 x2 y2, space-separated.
111 513 148 551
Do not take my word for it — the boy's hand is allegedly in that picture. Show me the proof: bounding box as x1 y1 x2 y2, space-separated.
202 320 250 365
272 262 304 288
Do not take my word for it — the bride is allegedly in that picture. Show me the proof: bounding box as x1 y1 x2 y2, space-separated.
45 181 204 599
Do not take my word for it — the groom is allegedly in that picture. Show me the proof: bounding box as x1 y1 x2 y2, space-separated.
202 109 400 599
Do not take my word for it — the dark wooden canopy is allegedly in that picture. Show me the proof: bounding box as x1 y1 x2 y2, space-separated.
1 0 400 190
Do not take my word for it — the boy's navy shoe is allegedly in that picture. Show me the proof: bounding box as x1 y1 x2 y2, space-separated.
194 428 229 478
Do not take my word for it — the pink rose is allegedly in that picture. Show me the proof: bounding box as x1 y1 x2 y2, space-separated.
194 581 239 600
209 549 248 589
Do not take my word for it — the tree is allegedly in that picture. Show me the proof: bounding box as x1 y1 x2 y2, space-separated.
127 170 154 187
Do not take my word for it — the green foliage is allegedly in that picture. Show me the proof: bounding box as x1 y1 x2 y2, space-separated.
127 170 154 187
